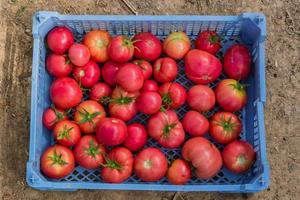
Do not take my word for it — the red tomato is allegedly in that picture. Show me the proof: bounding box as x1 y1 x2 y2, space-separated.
40 145 75 179
153 57 178 83
134 147 167 182
116 63 144 92
195 31 221 55
123 123 148 151
73 61 100 88
89 82 112 104
136 91 162 115
108 35 134 63
133 32 162 61
223 44 251 80
141 79 159 92
158 82 186 109
187 85 215 112
46 54 73 77
73 135 105 169
50 77 82 109
182 111 209 137
68 43 91 67
163 31 191 60
167 159 191 185
96 118 127 146
215 79 247 112
101 61 120 86
185 49 222 84
132 60 153 80
223 140 256 174
101 147 134 183
182 137 222 179
42 107 67 130
109 87 139 122
46 27 74 54
74 100 106 134
148 110 185 148
83 30 111 63
53 120 81 147
209 112 242 144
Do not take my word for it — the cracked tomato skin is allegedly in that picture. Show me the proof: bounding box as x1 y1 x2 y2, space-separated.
136 91 162 115
132 60 153 80
167 159 191 185
158 82 186 109
141 80 159 92
68 43 91 67
73 60 101 88
153 57 178 83
53 120 81 147
46 54 73 77
195 31 221 55
108 35 134 63
123 123 148 152
182 111 209 137
187 85 215 112
116 63 144 92
101 61 121 86
47 27 74 55
163 31 191 60
42 107 67 130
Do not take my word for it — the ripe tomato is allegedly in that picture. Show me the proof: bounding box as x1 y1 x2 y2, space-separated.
133 32 162 61
167 159 191 185
101 61 120 86
185 49 222 84
50 77 82 109
210 112 242 144
215 79 247 112
195 31 221 55
182 111 209 137
74 100 106 134
132 60 153 80
141 79 159 92
136 91 162 115
182 137 222 179
148 110 185 148
222 140 256 174
108 35 134 63
73 135 105 169
73 60 100 88
83 30 111 63
42 107 67 130
96 118 127 146
158 82 186 109
109 87 139 122
40 145 75 179
153 57 178 83
134 147 167 182
68 43 90 67
187 85 215 112
101 147 134 183
53 120 81 147
46 54 73 77
89 82 112 104
123 123 148 151
163 31 191 60
46 27 74 54
116 63 144 92
223 44 251 80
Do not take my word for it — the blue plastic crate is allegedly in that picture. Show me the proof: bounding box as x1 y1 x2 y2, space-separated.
27 11 269 192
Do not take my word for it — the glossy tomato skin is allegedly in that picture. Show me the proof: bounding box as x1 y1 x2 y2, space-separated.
50 77 82 109
109 87 139 122
187 85 215 112
163 31 191 60
215 79 247 112
223 141 256 174
47 27 74 54
96 118 127 146
42 107 67 130
210 112 242 144
133 32 162 61
102 61 120 86
73 135 105 169
195 31 221 55
116 63 144 92
83 30 111 63
53 120 81 147
167 159 191 185
153 57 178 83
46 54 73 77
136 91 162 115
68 43 91 67
90 82 112 103
182 137 222 179
134 148 168 182
123 123 148 151
148 110 185 148
224 44 251 80
141 80 159 92
132 60 153 80
182 111 209 137
74 100 106 134
40 145 75 179
101 147 134 183
185 49 222 84
73 61 100 88
108 35 134 63
158 82 186 109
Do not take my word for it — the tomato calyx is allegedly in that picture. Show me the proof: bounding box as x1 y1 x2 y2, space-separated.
209 34 218 44
111 96 134 104
161 93 172 110
103 157 122 170
57 124 73 140
133 60 147 70
163 123 176 137
48 150 68 166
50 106 65 125
77 107 101 126
229 82 249 91
123 37 134 47
85 140 101 158
213 115 238 134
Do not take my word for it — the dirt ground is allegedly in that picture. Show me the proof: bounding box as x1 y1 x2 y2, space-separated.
0 0 299 199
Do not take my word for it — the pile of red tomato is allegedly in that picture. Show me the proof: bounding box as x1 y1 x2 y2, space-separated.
41 26 256 184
